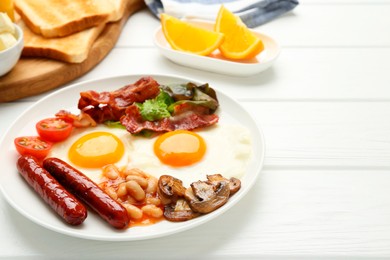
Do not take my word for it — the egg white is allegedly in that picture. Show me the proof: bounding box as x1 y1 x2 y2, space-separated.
48 124 253 185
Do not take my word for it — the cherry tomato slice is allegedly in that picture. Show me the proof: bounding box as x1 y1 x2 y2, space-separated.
14 136 53 159
36 118 73 142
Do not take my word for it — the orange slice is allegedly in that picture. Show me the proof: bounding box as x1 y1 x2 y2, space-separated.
215 6 264 60
161 13 224 56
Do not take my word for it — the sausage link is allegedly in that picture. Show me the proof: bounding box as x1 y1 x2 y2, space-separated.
43 158 130 229
16 155 87 225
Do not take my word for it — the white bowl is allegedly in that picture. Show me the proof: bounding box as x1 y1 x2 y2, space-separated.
0 24 24 77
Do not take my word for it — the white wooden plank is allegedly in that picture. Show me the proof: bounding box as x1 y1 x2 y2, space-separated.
117 9 158 47
254 4 390 47
245 101 390 168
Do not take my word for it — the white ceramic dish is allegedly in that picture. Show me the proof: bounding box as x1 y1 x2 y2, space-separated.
0 74 265 241
154 20 280 77
0 23 24 77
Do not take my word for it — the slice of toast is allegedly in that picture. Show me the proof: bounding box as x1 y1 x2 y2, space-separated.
107 0 128 22
14 0 116 38
19 19 105 63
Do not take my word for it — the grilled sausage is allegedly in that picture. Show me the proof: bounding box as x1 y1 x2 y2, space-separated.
43 158 130 229
16 155 87 225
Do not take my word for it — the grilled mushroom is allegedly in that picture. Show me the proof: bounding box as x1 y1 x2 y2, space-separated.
184 179 230 214
164 199 201 222
157 175 186 205
207 174 241 196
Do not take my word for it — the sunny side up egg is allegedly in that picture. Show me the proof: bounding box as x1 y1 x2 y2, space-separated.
48 125 133 181
125 124 253 186
48 124 253 185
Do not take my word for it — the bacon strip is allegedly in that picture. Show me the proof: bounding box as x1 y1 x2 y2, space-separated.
120 103 219 134
78 76 160 123
55 110 97 128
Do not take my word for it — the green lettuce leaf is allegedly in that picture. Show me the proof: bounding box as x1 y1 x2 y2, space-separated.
136 82 219 122
136 90 174 121
104 120 126 129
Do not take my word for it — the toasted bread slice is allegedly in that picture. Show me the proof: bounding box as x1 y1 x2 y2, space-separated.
19 19 105 63
107 0 128 22
14 0 116 38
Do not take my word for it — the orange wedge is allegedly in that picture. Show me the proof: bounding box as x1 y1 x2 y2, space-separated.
161 13 224 56
215 6 264 60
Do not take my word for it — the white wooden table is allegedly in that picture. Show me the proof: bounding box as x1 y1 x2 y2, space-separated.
1 1 390 258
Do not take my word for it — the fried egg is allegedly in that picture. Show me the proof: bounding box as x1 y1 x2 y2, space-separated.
125 124 253 186
48 124 253 185
48 125 133 181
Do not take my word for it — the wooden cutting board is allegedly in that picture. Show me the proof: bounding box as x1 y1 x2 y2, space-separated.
0 0 145 102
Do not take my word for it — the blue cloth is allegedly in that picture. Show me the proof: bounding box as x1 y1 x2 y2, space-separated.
144 0 298 28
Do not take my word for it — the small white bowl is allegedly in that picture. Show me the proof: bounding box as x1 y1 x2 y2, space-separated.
0 23 24 77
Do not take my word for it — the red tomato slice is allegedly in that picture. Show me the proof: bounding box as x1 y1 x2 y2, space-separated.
36 118 73 142
14 136 53 159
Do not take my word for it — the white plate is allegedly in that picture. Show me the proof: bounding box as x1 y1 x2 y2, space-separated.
0 74 265 241
154 20 280 77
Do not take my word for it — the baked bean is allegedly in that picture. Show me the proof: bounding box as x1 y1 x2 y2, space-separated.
142 205 163 218
122 168 147 178
117 182 128 197
123 204 143 220
126 180 145 201
102 164 119 180
105 186 118 200
145 177 158 195
126 195 137 205
146 197 161 206
98 167 163 225
125 175 148 188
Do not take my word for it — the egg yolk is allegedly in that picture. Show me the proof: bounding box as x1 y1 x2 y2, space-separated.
153 130 206 167
68 131 124 168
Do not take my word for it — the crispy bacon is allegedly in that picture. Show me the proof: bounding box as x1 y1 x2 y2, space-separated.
120 103 219 134
55 110 97 128
78 76 160 123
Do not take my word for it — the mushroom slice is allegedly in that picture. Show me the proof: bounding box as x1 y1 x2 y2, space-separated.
164 199 201 222
207 174 241 196
157 175 186 205
184 179 230 214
